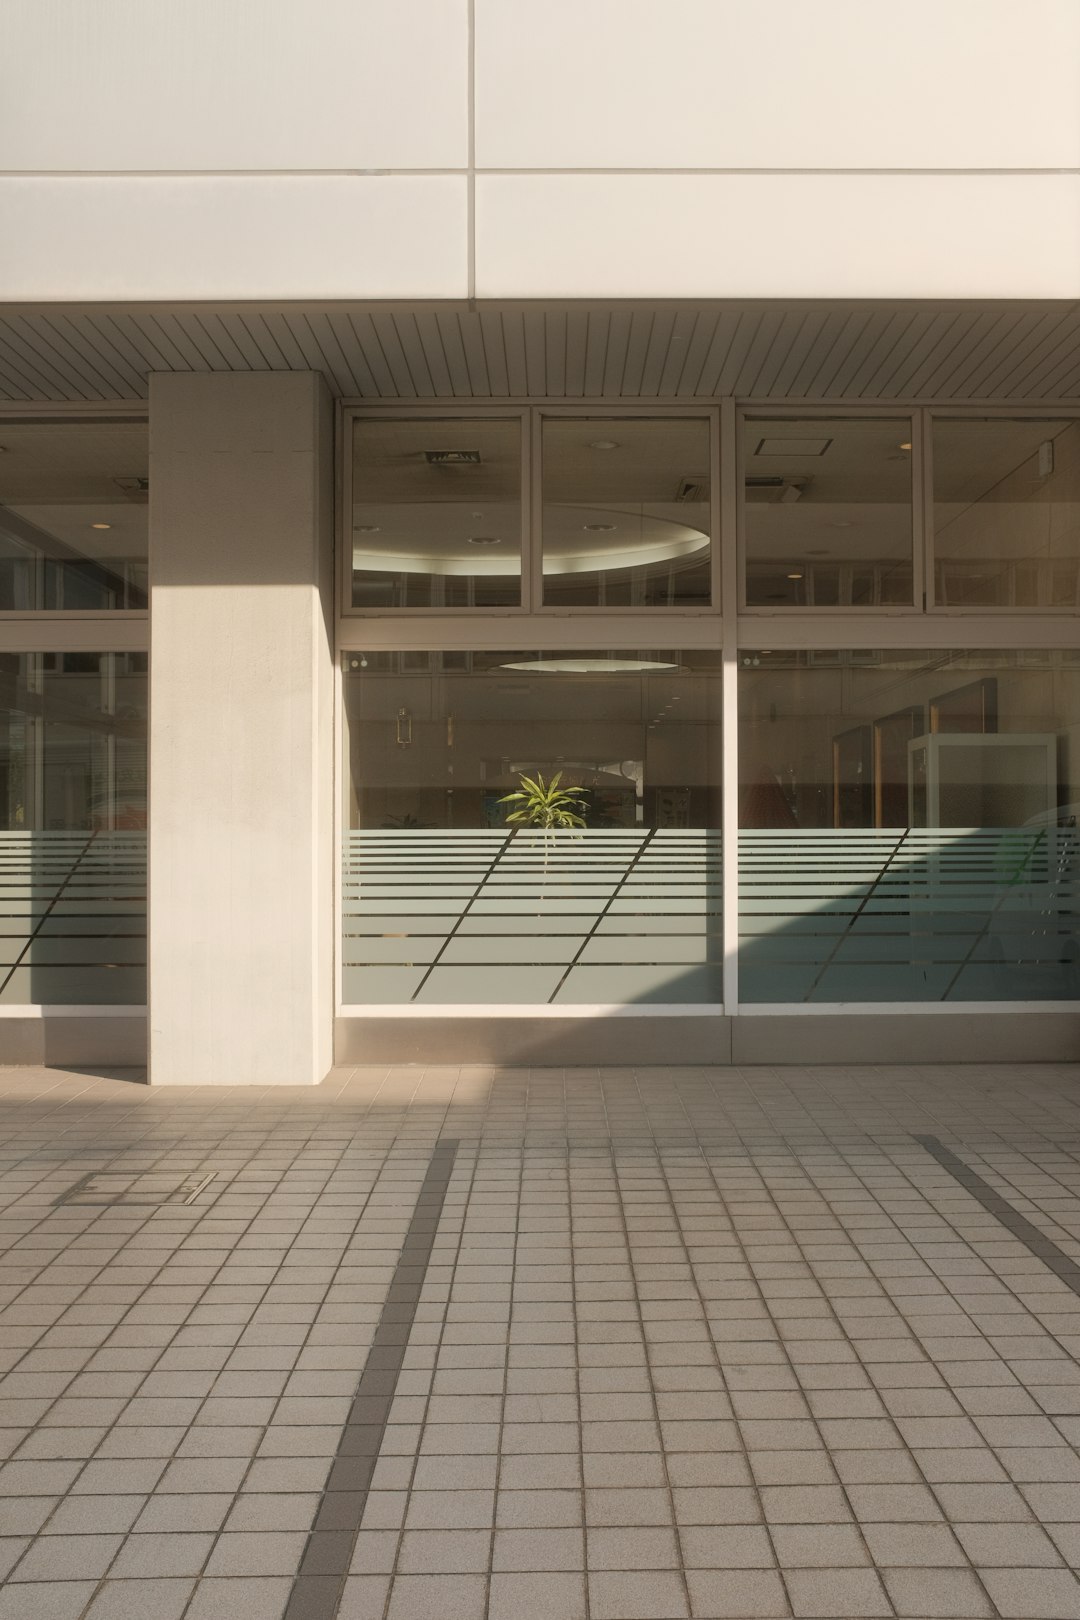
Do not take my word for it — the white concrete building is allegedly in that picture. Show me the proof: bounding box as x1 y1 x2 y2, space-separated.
0 0 1078 1082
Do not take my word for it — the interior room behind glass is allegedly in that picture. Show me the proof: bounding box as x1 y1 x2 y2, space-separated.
345 649 721 831
743 416 914 607
0 421 148 610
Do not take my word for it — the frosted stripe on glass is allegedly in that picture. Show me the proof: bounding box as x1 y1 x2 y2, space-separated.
342 828 722 1005
0 831 146 1003
739 826 1079 1002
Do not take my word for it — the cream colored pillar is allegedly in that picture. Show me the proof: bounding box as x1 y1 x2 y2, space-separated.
148 373 334 1085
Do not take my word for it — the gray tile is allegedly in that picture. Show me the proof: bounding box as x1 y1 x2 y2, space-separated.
588 1571 689 1619
882 1568 994 1618
11 1533 122 1581
488 1572 587 1620
979 1569 1080 1619
82 1581 196 1620
684 1569 789 1618
0 1584 98 1620
183 1577 292 1620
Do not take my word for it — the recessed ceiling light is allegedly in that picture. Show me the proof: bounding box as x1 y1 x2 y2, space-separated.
91 522 111 531
467 536 501 546
357 525 381 534
583 523 617 532
588 440 620 451
500 658 677 675
898 441 912 451
787 572 804 580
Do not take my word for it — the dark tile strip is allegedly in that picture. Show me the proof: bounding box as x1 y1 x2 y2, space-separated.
283 1137 460 1620
915 1133 1080 1295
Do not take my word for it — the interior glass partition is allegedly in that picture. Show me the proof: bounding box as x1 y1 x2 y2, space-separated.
933 417 1080 608
738 648 1079 1002
0 652 147 1002
351 417 522 609
342 650 722 1005
743 416 914 607
541 418 712 607
0 420 148 611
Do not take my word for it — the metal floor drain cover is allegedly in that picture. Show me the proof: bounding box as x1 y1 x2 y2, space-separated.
57 1170 217 1207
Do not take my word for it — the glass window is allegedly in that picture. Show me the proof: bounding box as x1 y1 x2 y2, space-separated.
0 421 148 610
351 418 521 608
0 652 146 1003
933 417 1080 608
743 416 914 607
738 648 1079 1003
541 418 711 607
343 650 722 1005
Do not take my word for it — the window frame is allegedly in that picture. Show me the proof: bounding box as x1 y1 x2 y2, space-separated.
0 406 150 1015
925 405 1080 616
0 408 150 629
340 403 723 619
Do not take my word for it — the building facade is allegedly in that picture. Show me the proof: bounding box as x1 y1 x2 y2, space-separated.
1 1 1078 1082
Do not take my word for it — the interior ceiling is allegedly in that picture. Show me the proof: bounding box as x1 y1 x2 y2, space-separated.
0 300 1079 404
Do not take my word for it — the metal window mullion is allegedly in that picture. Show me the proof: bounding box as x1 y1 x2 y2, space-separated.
525 407 542 614
918 406 934 610
720 398 739 1014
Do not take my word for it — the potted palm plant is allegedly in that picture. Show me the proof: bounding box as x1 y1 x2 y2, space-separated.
498 771 589 901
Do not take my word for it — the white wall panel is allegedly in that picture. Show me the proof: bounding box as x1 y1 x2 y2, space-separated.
0 177 468 301
0 0 468 171
476 174 1080 301
476 0 1080 171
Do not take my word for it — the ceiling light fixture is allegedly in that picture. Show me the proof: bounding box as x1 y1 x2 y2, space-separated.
898 441 912 451
357 524 381 534
787 572 804 580
588 440 620 451
91 522 111 530
467 536 501 546
500 658 677 675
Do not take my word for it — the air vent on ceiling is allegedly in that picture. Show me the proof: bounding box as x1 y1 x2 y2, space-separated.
755 437 832 457
675 477 708 502
114 475 149 502
747 475 809 503
424 449 481 465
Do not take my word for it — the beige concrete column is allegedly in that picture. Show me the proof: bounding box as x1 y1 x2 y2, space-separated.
148 373 334 1085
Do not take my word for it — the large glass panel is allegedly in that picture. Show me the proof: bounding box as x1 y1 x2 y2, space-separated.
738 649 1080 1002
933 417 1080 608
743 416 914 607
351 418 521 608
0 421 148 610
541 419 711 607
0 652 146 1003
343 650 722 1004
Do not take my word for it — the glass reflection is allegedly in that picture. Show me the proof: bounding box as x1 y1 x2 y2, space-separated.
0 421 148 610
342 651 722 1005
351 418 521 608
542 419 711 607
738 649 1079 1002
743 417 913 607
933 418 1080 607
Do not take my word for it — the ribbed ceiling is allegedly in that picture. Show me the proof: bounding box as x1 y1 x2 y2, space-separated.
1 300 1079 404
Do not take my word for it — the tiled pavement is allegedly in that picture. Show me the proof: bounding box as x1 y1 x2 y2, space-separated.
2 1064 1080 1618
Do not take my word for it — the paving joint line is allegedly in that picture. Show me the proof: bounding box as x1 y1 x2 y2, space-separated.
914 1132 1080 1294
283 1135 460 1620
